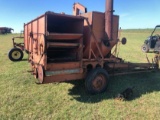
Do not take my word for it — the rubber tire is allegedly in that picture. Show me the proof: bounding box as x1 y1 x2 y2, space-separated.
8 48 24 61
141 44 149 53
85 68 109 95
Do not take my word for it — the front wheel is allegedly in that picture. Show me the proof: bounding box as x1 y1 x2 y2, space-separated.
85 68 109 95
8 48 24 61
141 44 149 53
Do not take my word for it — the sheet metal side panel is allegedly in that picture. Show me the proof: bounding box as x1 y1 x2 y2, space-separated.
32 20 38 63
33 16 46 67
28 23 32 52
32 20 38 38
25 14 45 26
24 14 45 52
47 62 81 71
112 15 119 41
92 12 105 43
46 11 85 20
92 12 105 58
81 12 93 58
24 25 28 51
24 15 46 70
38 16 45 34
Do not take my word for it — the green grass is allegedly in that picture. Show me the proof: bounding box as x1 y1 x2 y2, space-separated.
0 30 160 120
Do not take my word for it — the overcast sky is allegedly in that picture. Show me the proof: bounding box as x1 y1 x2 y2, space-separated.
0 0 160 33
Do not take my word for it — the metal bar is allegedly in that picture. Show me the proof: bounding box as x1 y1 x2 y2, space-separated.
47 42 80 47
45 68 83 76
79 37 83 68
37 18 39 55
91 49 97 59
109 70 154 76
146 54 150 63
108 63 154 69
46 33 83 40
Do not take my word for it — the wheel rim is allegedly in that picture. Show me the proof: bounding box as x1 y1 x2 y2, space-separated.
11 51 21 59
92 74 106 91
142 45 148 52
143 47 146 50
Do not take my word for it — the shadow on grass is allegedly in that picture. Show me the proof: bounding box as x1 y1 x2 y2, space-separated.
68 80 111 103
68 71 160 103
9 58 28 62
21 58 28 61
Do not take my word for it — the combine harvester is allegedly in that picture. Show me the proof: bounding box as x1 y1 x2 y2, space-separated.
8 0 160 94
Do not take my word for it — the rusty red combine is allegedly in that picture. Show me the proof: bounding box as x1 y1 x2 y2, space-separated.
8 0 159 94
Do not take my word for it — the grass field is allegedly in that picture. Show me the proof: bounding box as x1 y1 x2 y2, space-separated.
0 30 160 120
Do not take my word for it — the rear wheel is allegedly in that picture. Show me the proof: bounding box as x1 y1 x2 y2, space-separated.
8 48 24 61
141 44 149 53
85 68 109 94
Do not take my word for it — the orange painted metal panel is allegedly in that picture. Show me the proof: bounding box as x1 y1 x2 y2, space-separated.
38 17 45 34
43 73 85 83
47 62 81 71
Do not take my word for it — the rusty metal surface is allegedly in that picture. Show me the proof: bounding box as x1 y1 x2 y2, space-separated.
46 33 83 40
81 11 119 59
105 0 114 40
24 11 84 83
82 12 104 59
24 16 45 53
73 3 87 16
43 73 85 83
47 62 81 71
48 42 80 48
92 74 107 91
45 68 82 76
12 37 24 50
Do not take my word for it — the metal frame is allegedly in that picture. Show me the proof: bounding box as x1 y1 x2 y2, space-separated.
12 36 24 51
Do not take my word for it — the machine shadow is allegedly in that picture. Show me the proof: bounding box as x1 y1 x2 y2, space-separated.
68 71 160 103
21 58 28 61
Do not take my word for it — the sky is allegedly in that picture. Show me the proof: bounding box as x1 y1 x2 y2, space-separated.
0 0 160 33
